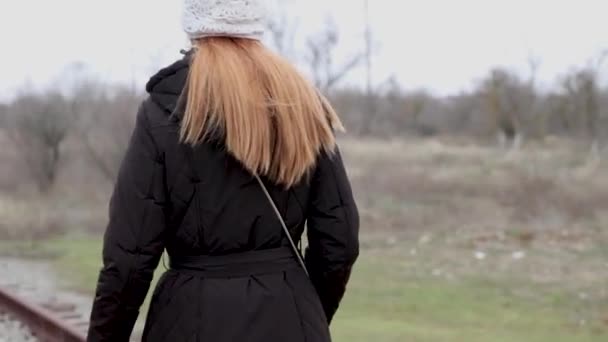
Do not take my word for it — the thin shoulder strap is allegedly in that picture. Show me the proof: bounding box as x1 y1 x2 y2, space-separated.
255 175 309 278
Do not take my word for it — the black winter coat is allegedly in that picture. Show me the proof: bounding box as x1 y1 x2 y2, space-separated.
87 53 360 342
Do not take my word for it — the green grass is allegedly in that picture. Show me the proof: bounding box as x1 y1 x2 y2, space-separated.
332 253 607 342
2 236 607 342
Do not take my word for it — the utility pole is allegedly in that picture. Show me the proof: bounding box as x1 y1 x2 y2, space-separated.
364 0 372 99
362 0 374 135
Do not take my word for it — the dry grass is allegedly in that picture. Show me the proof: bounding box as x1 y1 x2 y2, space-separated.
0 132 111 238
2 134 606 246
339 136 608 300
341 136 607 234
2 134 608 284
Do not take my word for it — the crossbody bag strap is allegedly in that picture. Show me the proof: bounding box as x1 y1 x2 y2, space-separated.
254 175 310 278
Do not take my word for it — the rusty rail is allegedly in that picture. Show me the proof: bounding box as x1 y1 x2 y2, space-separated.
0 286 86 342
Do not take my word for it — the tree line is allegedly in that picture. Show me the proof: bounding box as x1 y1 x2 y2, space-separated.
0 8 607 193
333 55 608 146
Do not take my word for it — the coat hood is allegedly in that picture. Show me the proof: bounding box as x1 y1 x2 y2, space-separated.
146 51 192 118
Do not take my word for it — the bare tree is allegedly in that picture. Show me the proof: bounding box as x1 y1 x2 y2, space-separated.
444 93 480 134
558 52 607 152
305 17 363 94
478 68 537 148
0 103 8 129
73 82 141 183
6 92 71 192
370 77 402 135
265 0 298 58
401 90 433 136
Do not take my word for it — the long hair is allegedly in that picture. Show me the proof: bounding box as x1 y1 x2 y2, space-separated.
181 37 344 187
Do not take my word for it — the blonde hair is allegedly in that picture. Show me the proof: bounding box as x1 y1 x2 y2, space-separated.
181 37 344 187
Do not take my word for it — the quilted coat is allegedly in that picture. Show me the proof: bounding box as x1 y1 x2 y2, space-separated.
87 52 360 342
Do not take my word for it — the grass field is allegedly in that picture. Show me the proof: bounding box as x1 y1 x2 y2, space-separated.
3 233 605 342
2 137 608 341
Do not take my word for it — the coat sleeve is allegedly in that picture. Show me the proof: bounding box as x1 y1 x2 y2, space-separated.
87 103 167 342
305 147 360 323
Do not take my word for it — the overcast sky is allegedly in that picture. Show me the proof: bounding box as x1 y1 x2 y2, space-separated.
1 0 607 101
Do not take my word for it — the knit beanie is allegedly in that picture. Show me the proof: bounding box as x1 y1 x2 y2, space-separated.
182 0 266 41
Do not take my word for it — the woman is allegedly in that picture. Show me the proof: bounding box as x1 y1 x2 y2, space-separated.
87 0 359 341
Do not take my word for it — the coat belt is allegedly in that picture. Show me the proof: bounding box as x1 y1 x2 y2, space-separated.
169 246 300 278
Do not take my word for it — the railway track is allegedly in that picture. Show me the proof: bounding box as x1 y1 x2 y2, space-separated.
0 258 90 342
0 258 144 342
0 285 86 342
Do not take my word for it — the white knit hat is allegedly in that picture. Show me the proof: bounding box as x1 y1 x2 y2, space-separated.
182 0 266 41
